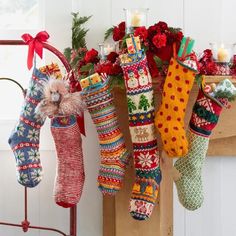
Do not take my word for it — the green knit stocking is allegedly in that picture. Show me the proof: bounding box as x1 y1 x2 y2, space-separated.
174 88 223 210
174 131 208 210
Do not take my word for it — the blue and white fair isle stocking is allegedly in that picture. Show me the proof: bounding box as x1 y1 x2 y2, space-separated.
8 68 48 187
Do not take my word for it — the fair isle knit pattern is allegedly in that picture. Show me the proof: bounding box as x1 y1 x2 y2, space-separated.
81 79 130 195
120 55 161 220
174 89 223 210
8 68 48 187
51 115 85 208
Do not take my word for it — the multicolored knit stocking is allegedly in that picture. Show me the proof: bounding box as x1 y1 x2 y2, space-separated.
8 68 48 187
155 51 197 157
120 54 161 220
51 115 85 208
174 88 223 210
80 78 130 195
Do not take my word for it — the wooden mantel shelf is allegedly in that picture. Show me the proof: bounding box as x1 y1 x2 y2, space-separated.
204 75 236 83
103 75 236 236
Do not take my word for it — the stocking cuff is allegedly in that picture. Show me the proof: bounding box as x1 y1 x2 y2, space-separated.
190 88 223 137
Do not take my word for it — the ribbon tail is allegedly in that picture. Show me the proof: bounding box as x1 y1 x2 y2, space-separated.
27 42 35 70
77 113 86 136
35 40 43 59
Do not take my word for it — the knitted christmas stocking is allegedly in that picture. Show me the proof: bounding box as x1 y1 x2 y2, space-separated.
8 68 48 187
155 52 197 157
80 78 130 195
120 55 161 220
51 115 85 208
174 88 223 210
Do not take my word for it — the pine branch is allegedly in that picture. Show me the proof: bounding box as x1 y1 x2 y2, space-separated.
104 27 115 41
71 12 92 50
64 47 72 62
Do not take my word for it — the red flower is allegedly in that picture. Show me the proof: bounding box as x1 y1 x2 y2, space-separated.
111 64 122 75
156 21 168 32
84 48 99 63
152 34 167 49
113 21 126 41
175 31 184 42
118 21 126 32
96 62 113 75
134 26 148 41
147 25 158 40
146 51 159 78
107 52 119 63
203 49 213 59
96 62 122 76
206 62 217 75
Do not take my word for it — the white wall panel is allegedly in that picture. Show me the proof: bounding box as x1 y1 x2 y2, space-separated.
184 0 222 52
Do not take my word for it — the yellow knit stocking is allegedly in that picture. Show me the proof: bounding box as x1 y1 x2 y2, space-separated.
155 58 196 157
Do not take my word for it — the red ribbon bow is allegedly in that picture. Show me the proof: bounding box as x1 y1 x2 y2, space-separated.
22 31 50 70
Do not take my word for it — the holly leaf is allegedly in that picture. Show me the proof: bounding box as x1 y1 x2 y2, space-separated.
104 27 114 41
153 56 163 68
80 63 94 72
168 27 182 34
195 74 202 88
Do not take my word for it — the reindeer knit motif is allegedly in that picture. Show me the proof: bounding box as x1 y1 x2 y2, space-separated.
120 55 161 221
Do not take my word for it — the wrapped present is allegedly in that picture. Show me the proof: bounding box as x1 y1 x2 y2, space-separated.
215 79 236 95
119 51 143 64
177 37 195 59
126 36 141 54
39 63 62 79
80 73 102 89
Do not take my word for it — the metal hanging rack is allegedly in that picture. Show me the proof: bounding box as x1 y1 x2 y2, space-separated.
0 39 80 236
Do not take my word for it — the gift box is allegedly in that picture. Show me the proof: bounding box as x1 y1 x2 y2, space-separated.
177 37 195 59
80 73 102 89
126 36 141 54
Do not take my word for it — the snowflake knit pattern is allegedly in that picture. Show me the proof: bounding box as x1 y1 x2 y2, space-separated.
8 68 48 187
155 57 197 157
120 55 161 220
51 115 85 208
81 78 130 195
174 88 223 210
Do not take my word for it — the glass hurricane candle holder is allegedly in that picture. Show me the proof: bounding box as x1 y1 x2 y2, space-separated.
210 43 234 75
210 42 233 63
124 8 149 34
99 43 116 60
